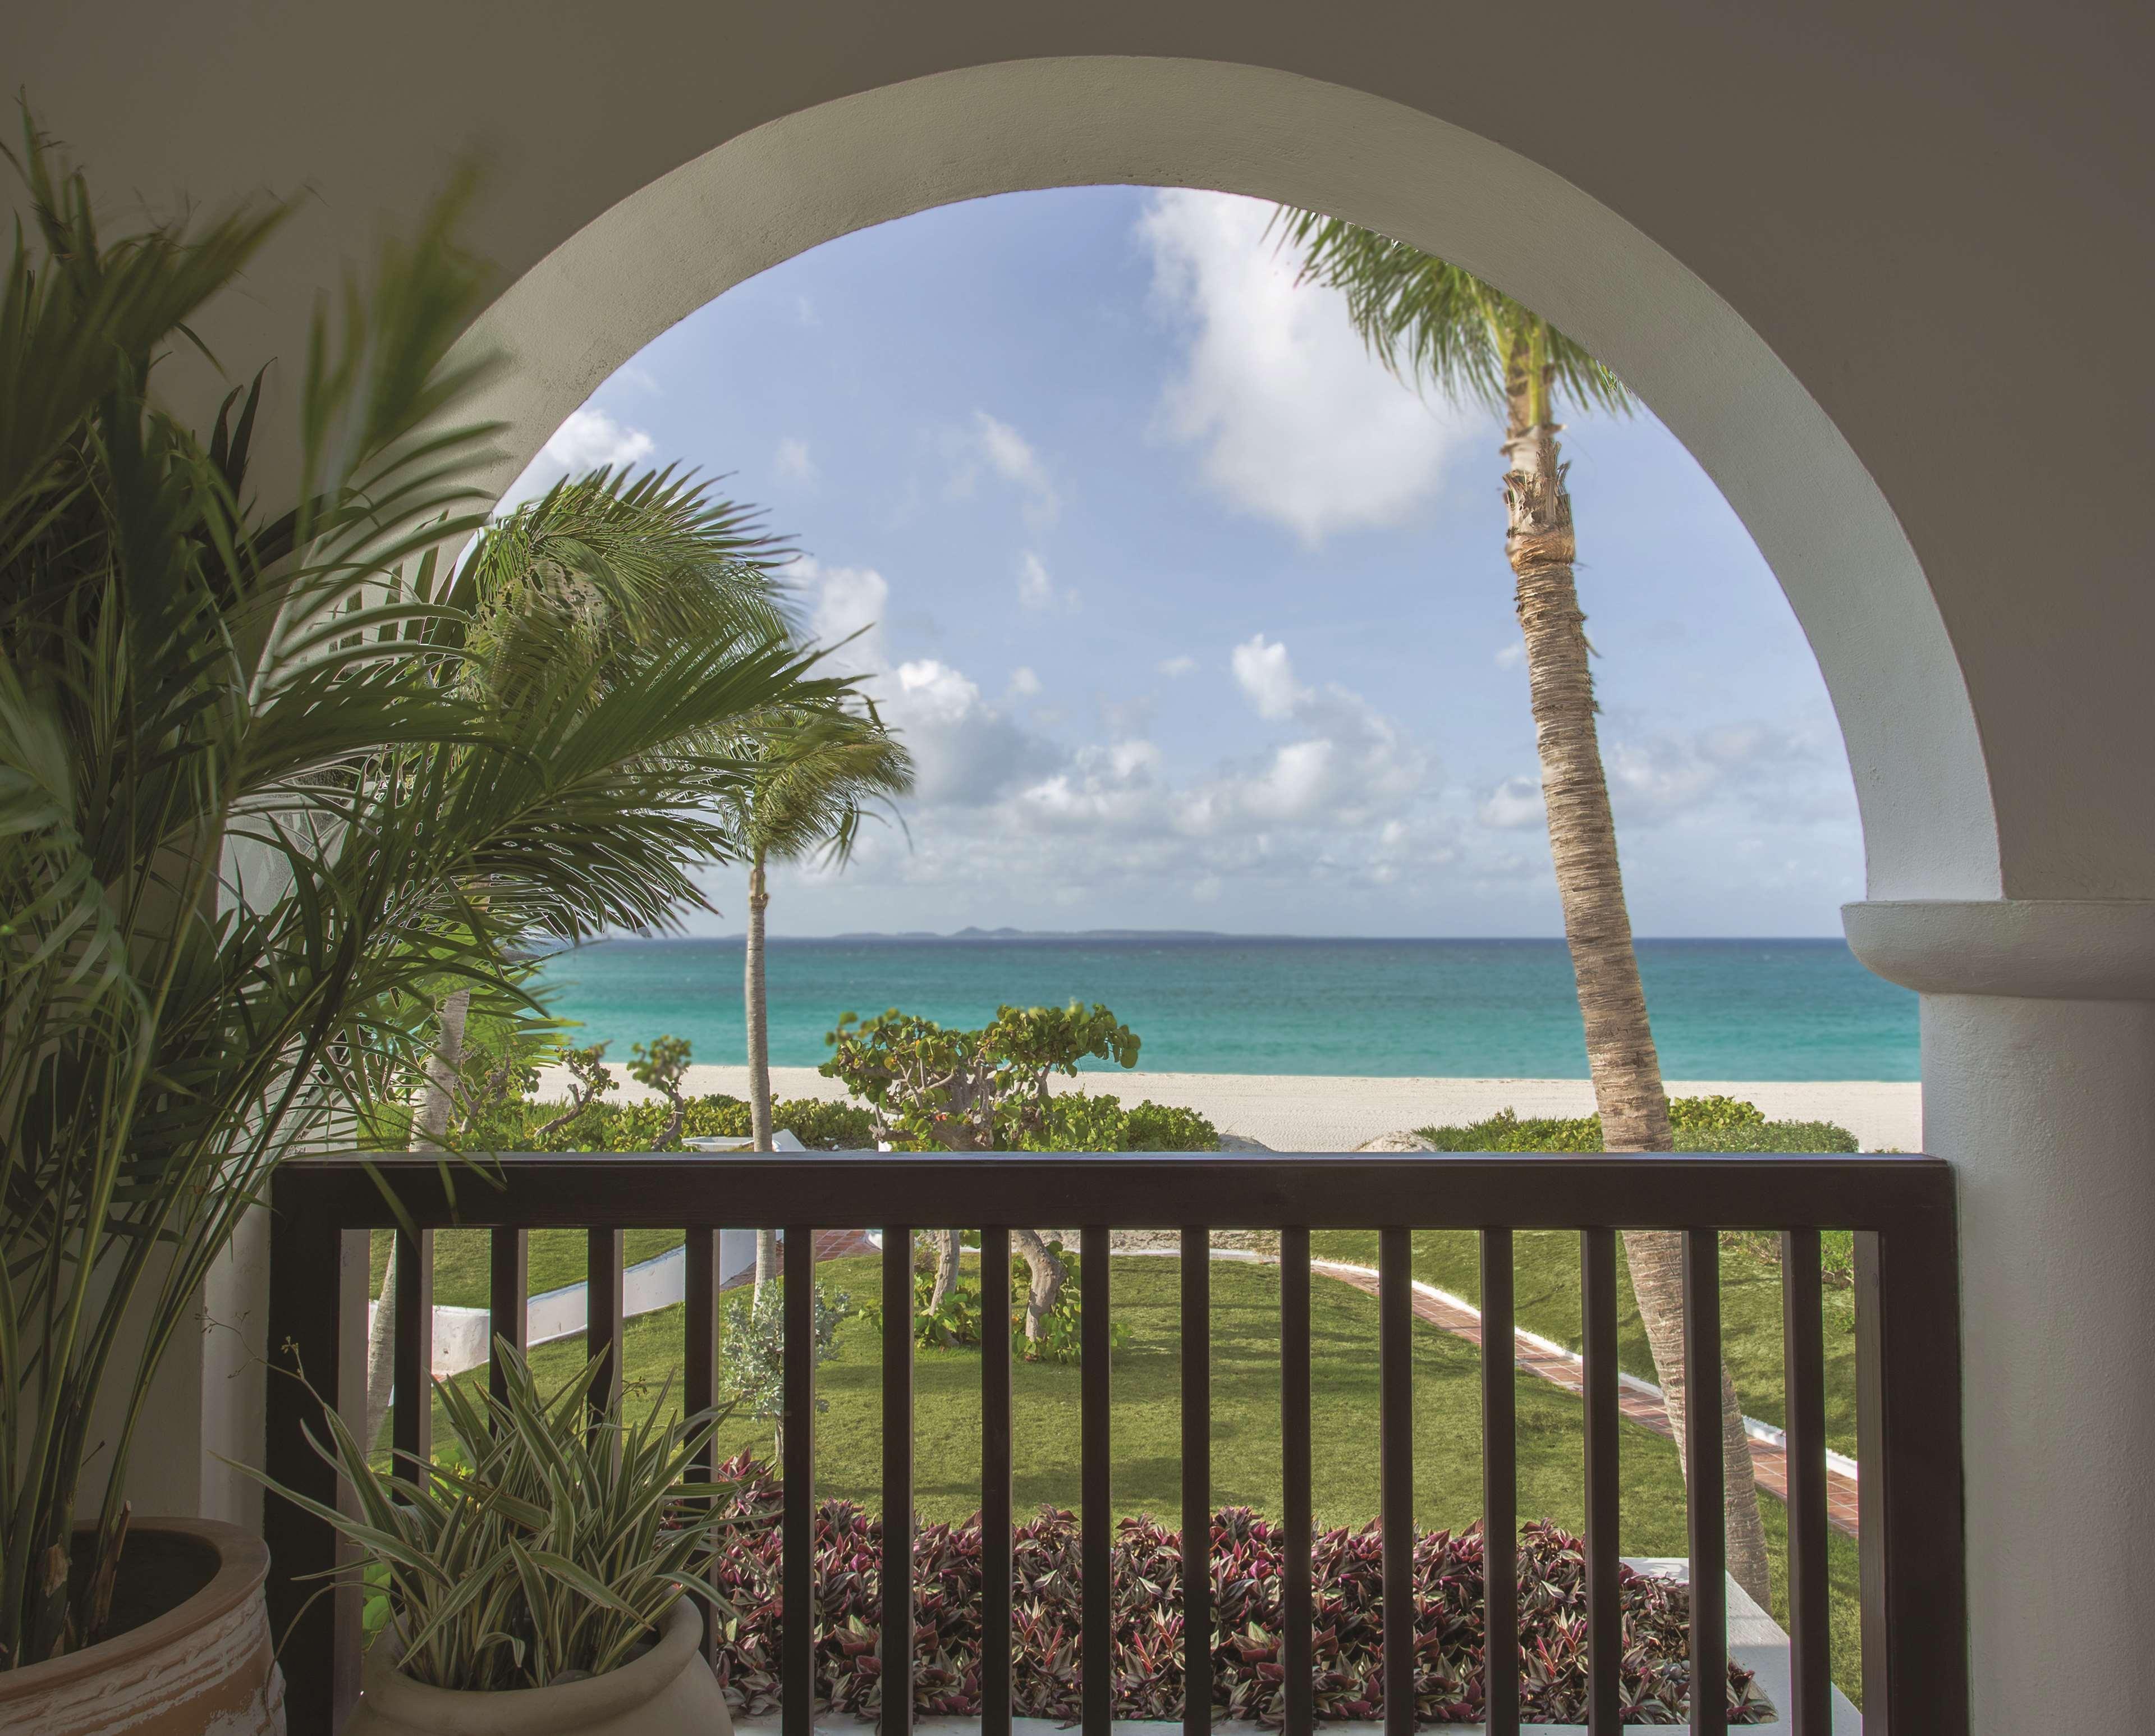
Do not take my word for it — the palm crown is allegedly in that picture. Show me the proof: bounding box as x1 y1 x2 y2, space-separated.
1271 210 1632 429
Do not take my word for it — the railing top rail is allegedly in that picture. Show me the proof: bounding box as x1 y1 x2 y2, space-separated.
277 1149 1953 1233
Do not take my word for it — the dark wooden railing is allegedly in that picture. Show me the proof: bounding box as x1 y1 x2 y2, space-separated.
264 1153 1966 1736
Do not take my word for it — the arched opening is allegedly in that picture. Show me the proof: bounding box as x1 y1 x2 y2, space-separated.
461 56 1996 909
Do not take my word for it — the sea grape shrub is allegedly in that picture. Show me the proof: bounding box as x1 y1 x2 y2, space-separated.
819 1002 1141 1152
468 1092 878 1151
869 1241 1124 1366
1120 1098 1219 1151
1015 1092 1221 1153
700 1457 1771 1725
1416 1097 1857 1156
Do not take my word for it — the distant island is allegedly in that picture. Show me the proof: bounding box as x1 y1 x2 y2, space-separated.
827 927 1237 942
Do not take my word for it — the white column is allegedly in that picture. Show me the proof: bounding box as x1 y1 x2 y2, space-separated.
1845 900 2155 1732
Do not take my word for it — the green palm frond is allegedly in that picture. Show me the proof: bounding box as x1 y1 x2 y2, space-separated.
721 702 915 869
0 120 835 1671
1269 209 1633 423
461 465 797 695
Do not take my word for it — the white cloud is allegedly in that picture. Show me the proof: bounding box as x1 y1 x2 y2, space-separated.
1494 642 1526 671
1016 551 1078 613
1138 189 1478 543
1231 633 1309 721
1473 724 1845 838
790 558 1056 808
780 557 1452 915
1604 723 1824 824
497 406 657 512
962 411 1061 526
1478 775 1546 831
1158 654 1197 677
775 436 815 482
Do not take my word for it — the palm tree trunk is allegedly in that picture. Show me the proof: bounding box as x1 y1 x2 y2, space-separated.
1501 386 1773 1604
364 988 470 1449
746 849 780 1295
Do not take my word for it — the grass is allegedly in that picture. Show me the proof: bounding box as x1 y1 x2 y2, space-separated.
402 1248 1864 1703
1309 1230 1860 1459
378 1224 1861 1460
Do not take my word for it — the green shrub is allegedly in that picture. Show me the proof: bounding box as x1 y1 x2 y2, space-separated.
1120 1099 1219 1151
1415 1097 1858 1154
866 1239 1121 1366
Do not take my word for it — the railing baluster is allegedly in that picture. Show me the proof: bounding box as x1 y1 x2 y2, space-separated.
1780 1229 1831 1736
392 1226 433 1471
1379 1225 1414 1736
883 1226 915 1736
1480 1229 1517 1736
1181 1226 1213 1736
685 1228 721 1660
982 1228 1014 1736
1684 1229 1727 1736
783 1225 817 1736
1081 1225 1112 1736
488 1227 528 1414
264 1207 368 1734
1580 1227 1622 1736
1854 1221 1969 1734
1280 1227 1314 1736
586 1227 624 1439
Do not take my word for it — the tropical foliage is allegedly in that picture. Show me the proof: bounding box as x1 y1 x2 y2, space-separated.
865 1238 1118 1367
700 1456 1771 1725
820 1002 1141 1152
820 1001 1145 1340
246 1344 748 1691
717 1280 854 1455
0 123 836 1667
1414 1096 1859 1155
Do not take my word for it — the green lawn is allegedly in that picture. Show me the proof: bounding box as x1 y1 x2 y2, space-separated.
1310 1230 1860 1460
374 1224 1861 1460
404 1249 1863 1702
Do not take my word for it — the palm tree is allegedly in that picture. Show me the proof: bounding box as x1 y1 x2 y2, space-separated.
719 706 913 1291
1274 212 1773 1601
0 119 858 1665
364 465 818 1445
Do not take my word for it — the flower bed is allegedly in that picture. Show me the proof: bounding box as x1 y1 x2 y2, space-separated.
704 1456 1769 1725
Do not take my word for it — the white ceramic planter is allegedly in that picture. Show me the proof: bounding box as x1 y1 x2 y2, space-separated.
345 1598 730 1736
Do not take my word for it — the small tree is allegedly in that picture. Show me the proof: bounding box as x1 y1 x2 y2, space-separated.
719 1280 850 1458
628 1034 693 1148
820 1002 1140 1337
535 1042 617 1143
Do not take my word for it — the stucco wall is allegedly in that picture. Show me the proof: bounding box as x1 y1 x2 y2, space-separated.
8 2 2153 903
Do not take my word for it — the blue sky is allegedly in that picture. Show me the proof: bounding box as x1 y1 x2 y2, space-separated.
506 187 1861 939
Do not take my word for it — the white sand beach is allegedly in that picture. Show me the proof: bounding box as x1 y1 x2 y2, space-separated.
536 1064 1922 1154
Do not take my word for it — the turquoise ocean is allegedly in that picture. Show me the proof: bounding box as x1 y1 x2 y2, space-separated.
526 936 1918 1082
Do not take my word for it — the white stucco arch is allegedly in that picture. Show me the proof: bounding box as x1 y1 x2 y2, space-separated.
15 15 2155 1730
464 56 1994 908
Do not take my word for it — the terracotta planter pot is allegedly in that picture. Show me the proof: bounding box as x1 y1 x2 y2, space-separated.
0 1517 285 1735
345 1598 730 1736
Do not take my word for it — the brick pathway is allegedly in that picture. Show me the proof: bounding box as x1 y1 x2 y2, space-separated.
717 1227 882 1291
1309 1259 1861 1538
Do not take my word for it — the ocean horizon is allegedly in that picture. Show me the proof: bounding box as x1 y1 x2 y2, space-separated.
526 935 1918 1083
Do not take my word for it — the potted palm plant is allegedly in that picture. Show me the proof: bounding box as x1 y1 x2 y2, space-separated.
0 117 840 1730
250 1343 746 1736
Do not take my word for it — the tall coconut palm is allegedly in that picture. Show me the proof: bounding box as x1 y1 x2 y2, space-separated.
719 706 913 1290
1274 212 1772 1601
364 465 816 1444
